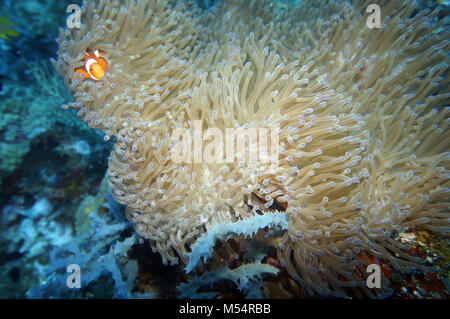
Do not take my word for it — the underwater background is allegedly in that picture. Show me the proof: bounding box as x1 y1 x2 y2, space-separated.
0 0 449 299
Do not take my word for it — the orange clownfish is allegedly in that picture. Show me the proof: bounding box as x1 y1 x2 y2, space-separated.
75 47 107 81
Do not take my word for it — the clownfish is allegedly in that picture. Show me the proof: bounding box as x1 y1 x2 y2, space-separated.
75 47 107 81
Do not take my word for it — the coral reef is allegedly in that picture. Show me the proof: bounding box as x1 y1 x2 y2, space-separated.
54 0 449 298
185 212 288 273
0 0 75 81
178 262 279 298
0 0 114 298
27 178 155 299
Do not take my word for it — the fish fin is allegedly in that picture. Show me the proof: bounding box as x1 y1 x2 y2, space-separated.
76 68 90 79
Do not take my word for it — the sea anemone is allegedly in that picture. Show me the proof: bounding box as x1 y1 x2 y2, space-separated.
54 0 449 297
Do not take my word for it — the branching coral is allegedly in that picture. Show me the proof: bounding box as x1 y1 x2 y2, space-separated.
178 262 279 298
185 211 288 273
27 177 154 299
55 0 449 297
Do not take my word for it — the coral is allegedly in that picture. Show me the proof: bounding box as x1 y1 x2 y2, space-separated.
0 61 70 174
0 0 115 298
0 59 110 187
27 176 154 299
186 212 288 273
27 215 135 298
0 194 73 297
178 262 279 298
2 0 72 39
0 0 76 82
2 196 72 261
0 56 112 299
55 0 449 298
180 214 286 298
388 230 450 298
